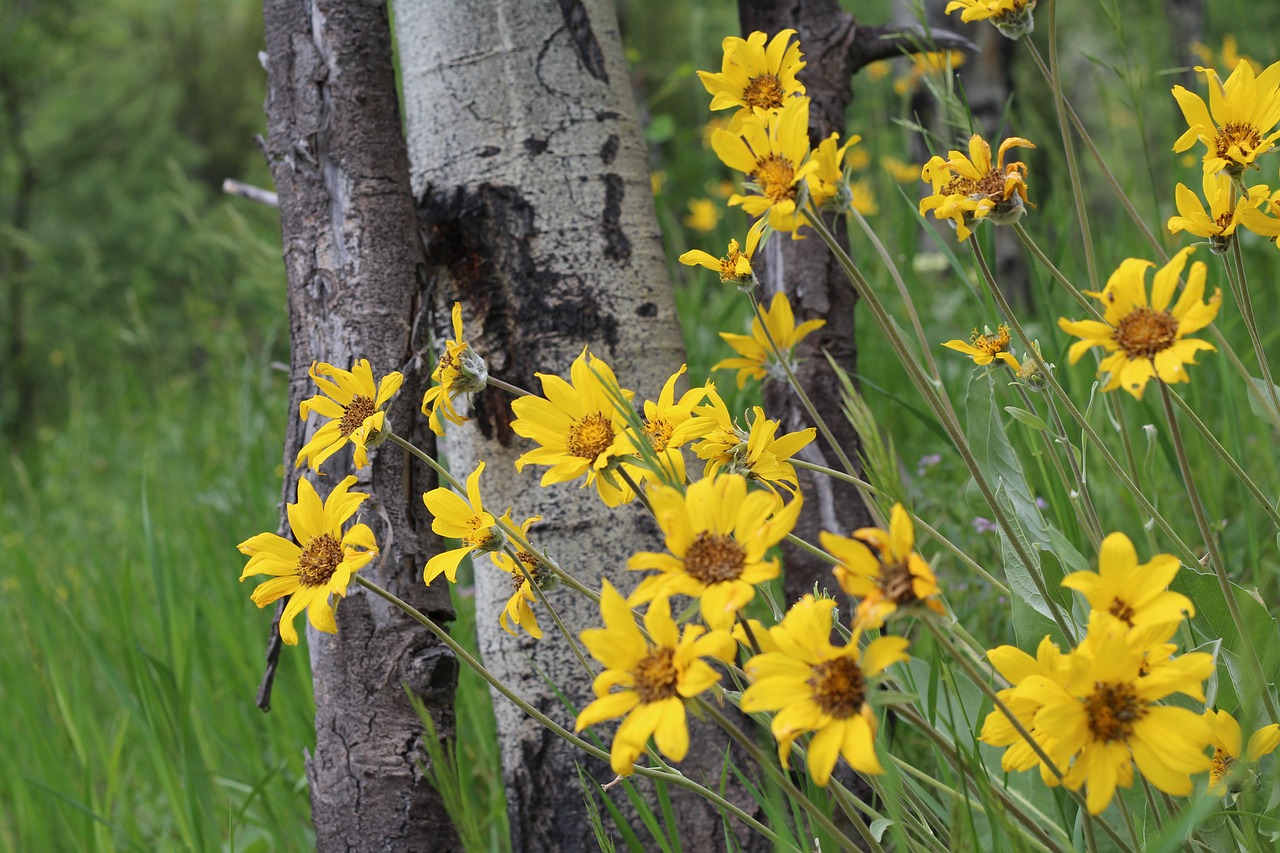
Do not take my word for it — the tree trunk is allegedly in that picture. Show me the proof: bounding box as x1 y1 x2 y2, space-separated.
736 0 874 607
261 2 459 850
394 1 767 849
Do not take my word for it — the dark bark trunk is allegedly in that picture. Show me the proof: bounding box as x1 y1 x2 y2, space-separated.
737 0 874 607
260 1 459 850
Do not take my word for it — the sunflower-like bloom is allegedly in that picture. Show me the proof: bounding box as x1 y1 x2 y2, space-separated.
238 476 377 646
422 302 488 436
627 474 801 630
820 503 945 630
1192 36 1261 78
679 225 764 291
628 365 712 486
944 0 1037 39
713 96 817 235
920 135 1035 241
740 595 910 785
678 395 815 492
1016 617 1214 814
682 198 720 233
979 635 1073 785
697 29 806 122
422 462 504 585
806 132 862 211
1173 60 1280 175
491 515 546 640
1061 532 1193 630
296 360 404 471
1204 708 1280 794
510 349 637 507
1058 247 1221 399
715 292 825 388
575 582 736 776
882 156 924 184
1167 171 1280 250
942 324 1018 367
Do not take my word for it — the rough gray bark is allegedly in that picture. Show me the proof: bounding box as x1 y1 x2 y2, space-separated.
1166 0 1204 90
736 0 873 607
261 2 458 850
394 1 768 850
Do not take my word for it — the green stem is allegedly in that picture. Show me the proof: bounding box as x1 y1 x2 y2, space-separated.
1156 384 1279 724
1011 223 1103 320
1014 382 1103 548
1229 236 1280 423
805 208 1076 643
486 376 534 397
748 292 860 480
355 575 787 846
1045 0 1098 292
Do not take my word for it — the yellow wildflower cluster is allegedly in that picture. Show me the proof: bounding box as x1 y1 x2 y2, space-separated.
919 135 1035 241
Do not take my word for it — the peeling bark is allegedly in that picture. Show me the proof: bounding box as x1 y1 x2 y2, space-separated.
261 1 458 850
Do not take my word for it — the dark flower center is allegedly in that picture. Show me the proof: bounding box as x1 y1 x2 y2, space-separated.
684 531 747 584
339 395 376 437
808 656 867 719
634 646 680 703
566 411 616 461
743 74 786 110
1114 306 1179 360
753 154 797 203
1108 596 1136 626
1084 681 1146 742
879 559 919 606
1217 122 1263 164
297 533 343 587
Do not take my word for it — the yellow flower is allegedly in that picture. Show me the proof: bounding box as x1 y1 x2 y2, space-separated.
1191 36 1261 78
628 365 712 485
422 302 487 436
1016 617 1214 814
681 397 815 492
740 595 910 785
714 292 825 388
682 198 721 233
697 29 806 121
238 476 378 646
1173 60 1280 175
627 474 800 630
296 360 403 471
820 503 944 630
806 132 862 210
849 179 878 216
892 51 965 97
942 324 1018 367
881 156 923 184
422 462 503 585
1058 247 1221 399
650 170 667 196
1061 532 1193 629
510 349 637 508
920 134 1035 241
979 635 1073 786
713 96 816 235
944 0 1037 38
679 225 764 291
491 515 546 640
575 582 736 776
1167 171 1279 249
1204 708 1280 794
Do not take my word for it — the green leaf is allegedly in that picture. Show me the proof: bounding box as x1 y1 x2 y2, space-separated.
1003 406 1048 431
1246 377 1280 429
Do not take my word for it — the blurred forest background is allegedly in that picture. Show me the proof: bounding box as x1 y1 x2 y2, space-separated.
2 0 1277 849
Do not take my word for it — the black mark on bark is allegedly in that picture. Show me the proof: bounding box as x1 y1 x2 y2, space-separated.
558 0 609 83
523 136 548 156
478 145 501 158
599 134 619 164
601 174 630 262
636 302 657 317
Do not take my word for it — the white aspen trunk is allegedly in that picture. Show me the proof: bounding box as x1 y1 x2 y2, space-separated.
393 1 767 849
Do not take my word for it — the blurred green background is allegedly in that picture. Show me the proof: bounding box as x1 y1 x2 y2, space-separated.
3 0 1278 848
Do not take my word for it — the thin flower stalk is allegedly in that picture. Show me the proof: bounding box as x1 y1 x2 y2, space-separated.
1012 223 1104 321
965 240 1202 569
803 206 1077 643
745 291 860 480
1156 384 1279 724
1227 236 1280 424
354 576 784 846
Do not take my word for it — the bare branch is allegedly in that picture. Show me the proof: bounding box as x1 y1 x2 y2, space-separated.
222 178 279 207
851 23 978 71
